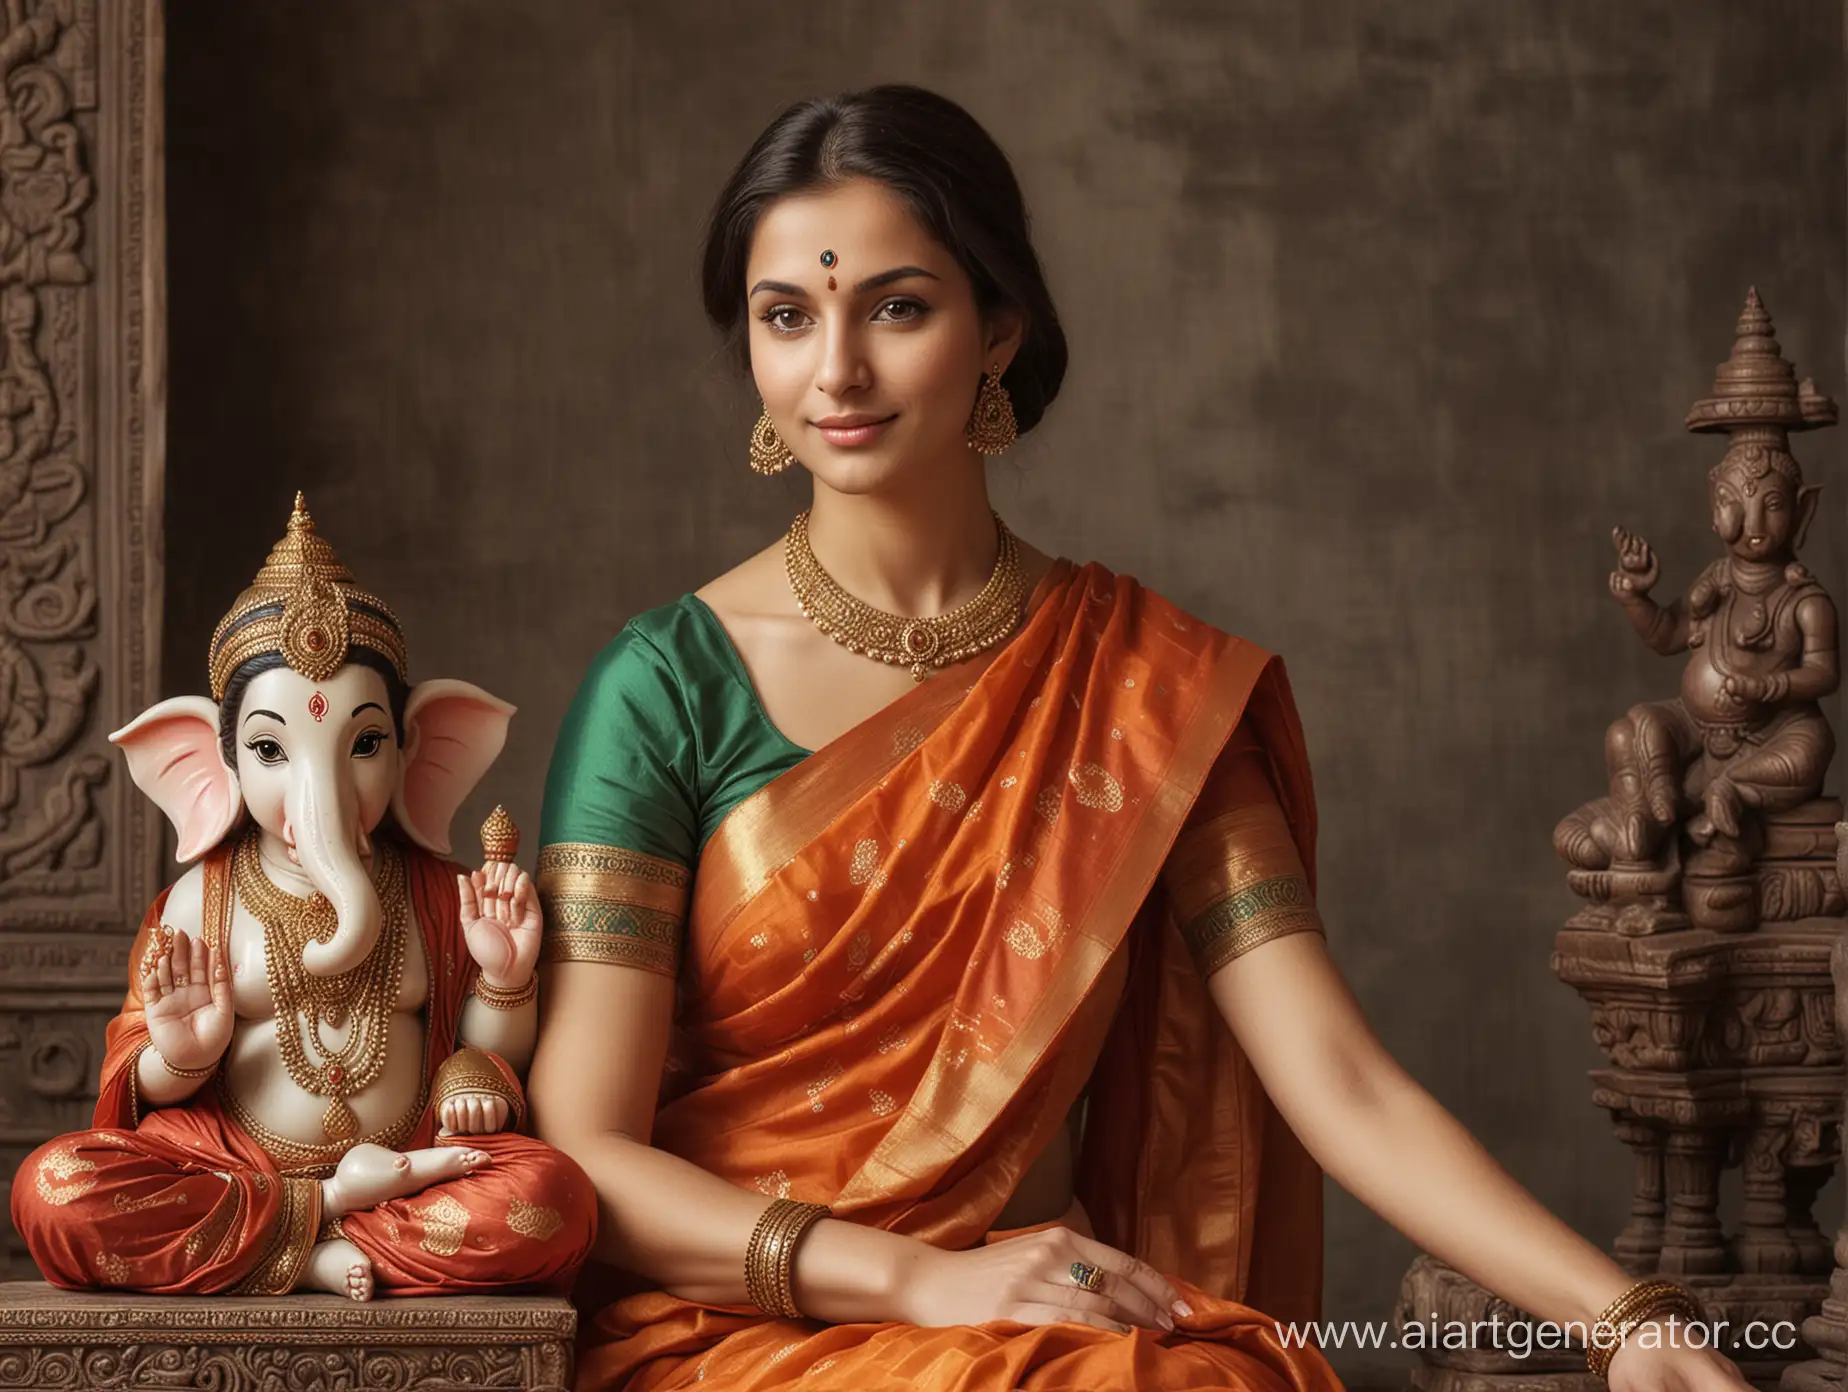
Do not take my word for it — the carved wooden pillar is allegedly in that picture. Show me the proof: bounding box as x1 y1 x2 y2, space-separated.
1611 1118 1666 1274
0 0 165 1279
1660 1128 1730 1275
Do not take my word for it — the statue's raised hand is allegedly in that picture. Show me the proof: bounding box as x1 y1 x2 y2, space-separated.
458 860 541 989
1610 526 1661 599
139 927 234 1073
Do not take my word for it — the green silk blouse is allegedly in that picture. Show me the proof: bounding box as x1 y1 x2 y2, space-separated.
538 596 811 875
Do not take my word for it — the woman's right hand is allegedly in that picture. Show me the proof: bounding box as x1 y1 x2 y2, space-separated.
140 927 234 1073
895 1226 1190 1334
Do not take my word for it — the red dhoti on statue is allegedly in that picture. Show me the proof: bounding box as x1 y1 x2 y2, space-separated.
10 841 597 1296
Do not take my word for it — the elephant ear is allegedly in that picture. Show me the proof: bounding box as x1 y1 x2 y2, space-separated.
108 697 242 863
392 680 516 855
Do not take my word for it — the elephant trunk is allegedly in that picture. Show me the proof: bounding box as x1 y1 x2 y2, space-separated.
290 758 381 978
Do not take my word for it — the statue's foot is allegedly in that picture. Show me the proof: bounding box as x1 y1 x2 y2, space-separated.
302 1238 373 1302
1706 779 1744 840
323 1141 492 1215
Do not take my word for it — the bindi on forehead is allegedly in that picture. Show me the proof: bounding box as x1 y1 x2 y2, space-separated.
821 248 837 291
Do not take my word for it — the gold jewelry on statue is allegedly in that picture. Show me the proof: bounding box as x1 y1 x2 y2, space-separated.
1069 1260 1105 1292
744 1198 831 1318
432 1045 526 1130
965 365 1017 455
208 492 409 702
140 923 175 979
749 408 797 476
1585 1278 1704 1380
473 972 538 1010
154 1050 218 1080
480 804 520 863
231 825 409 1143
784 509 1028 681
217 1080 423 1178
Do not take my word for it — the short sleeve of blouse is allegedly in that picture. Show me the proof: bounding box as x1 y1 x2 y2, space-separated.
536 624 697 977
1159 722 1324 979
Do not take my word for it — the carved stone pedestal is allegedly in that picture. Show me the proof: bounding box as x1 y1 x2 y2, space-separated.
0 1282 575 1390
1399 1257 1821 1392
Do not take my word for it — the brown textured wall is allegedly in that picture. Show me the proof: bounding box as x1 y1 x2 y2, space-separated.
164 1 1845 1377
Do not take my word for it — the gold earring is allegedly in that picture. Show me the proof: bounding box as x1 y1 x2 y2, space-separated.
966 366 1017 455
749 408 796 476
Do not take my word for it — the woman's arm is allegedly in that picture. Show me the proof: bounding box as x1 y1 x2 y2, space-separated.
1209 931 1633 1330
531 961 1184 1333
1208 932 1754 1389
530 959 938 1323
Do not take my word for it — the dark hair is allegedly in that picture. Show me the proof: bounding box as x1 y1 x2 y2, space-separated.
217 649 409 770
700 85 1067 434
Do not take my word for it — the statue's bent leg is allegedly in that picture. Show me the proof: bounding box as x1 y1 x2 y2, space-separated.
335 1132 597 1294
1720 709 1835 816
1604 701 1699 858
9 1128 281 1293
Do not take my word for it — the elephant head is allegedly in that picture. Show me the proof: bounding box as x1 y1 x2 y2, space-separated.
110 496 514 976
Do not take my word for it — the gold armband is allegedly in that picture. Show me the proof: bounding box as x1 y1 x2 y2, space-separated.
431 1046 526 1131
1165 800 1323 976
744 1198 831 1319
537 843 688 978
1585 1279 1704 1380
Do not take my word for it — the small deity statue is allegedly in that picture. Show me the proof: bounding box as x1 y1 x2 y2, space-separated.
1555 291 1841 933
8 495 596 1298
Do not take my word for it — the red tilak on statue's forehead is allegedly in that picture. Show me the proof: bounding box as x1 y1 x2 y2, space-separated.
307 690 328 722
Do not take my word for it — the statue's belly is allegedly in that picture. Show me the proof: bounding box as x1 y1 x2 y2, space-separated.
222 1008 430 1149
1680 649 1765 725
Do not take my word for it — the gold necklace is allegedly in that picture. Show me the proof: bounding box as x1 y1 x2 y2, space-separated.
784 509 1029 680
231 826 409 1142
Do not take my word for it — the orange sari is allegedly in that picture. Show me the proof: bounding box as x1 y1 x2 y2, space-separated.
575 559 1340 1390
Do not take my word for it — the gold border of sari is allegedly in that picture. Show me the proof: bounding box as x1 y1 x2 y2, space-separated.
832 635 1278 1209
689 559 1074 941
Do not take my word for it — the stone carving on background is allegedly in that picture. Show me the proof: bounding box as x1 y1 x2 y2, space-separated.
0 0 165 1281
0 0 100 894
1403 292 1845 1392
0 1283 574 1391
1788 863 1848 1391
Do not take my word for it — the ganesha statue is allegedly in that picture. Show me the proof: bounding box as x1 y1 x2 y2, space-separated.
9 495 596 1299
1555 290 1842 934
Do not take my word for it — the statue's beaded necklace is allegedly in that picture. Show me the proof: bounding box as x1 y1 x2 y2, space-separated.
230 826 409 1142
784 509 1029 681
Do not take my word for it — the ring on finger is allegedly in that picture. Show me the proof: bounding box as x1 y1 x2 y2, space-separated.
1070 1260 1105 1293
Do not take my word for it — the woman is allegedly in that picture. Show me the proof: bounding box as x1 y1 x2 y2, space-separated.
528 85 1747 1392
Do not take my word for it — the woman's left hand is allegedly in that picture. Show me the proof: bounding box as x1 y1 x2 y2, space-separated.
459 861 542 989
1608 1325 1755 1392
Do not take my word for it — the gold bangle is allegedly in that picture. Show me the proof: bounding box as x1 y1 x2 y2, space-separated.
744 1198 831 1318
1586 1279 1703 1380
473 973 538 1010
155 1048 219 1079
